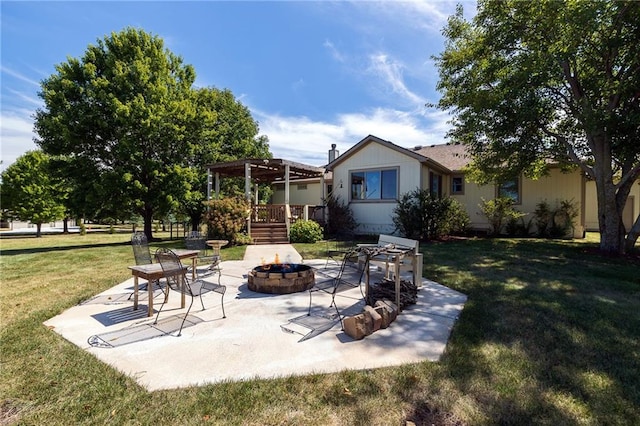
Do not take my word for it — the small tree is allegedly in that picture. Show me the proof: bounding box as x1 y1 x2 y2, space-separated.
0 151 65 237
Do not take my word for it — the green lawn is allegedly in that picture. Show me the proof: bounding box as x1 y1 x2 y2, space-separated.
1 233 638 425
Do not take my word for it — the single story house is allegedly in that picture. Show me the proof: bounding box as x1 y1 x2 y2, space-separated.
271 135 639 238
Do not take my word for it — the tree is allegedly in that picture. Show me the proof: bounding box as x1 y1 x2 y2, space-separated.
179 87 271 231
435 1 640 254
34 28 198 241
0 151 65 237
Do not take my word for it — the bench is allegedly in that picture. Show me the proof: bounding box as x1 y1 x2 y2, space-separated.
360 234 423 287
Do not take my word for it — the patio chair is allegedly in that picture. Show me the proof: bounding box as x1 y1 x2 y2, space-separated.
184 236 222 282
154 248 226 336
324 231 356 268
130 232 166 300
309 247 365 319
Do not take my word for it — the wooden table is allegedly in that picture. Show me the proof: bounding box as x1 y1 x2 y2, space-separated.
128 249 199 317
171 249 200 280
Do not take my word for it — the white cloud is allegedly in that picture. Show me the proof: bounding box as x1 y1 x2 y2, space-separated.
323 39 347 63
0 66 41 87
368 53 424 106
0 113 38 173
253 105 451 167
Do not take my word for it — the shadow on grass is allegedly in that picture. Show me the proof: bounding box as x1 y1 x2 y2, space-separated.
418 238 640 423
0 239 186 257
0 241 132 256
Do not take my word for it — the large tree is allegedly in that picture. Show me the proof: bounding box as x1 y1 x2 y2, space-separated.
435 1 640 254
0 151 66 237
34 28 197 240
179 87 271 231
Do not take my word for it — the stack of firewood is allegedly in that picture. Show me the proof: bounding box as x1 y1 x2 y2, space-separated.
367 278 418 309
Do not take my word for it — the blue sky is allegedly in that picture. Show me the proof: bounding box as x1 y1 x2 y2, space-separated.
1 1 476 172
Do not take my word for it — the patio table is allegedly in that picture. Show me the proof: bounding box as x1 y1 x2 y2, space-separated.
359 245 416 310
128 249 199 317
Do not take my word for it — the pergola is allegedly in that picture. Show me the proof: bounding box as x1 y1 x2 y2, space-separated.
206 158 326 205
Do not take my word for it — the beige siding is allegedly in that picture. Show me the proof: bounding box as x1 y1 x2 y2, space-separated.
271 181 324 205
332 142 422 234
451 182 495 232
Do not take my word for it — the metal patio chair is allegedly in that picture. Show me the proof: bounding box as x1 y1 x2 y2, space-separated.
309 247 365 319
154 248 226 336
130 232 166 300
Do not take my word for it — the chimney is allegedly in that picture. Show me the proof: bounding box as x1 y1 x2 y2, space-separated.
328 144 339 163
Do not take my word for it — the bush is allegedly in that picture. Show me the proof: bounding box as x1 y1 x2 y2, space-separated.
479 197 525 236
324 194 357 237
534 199 579 238
289 220 323 243
393 189 470 240
204 197 251 245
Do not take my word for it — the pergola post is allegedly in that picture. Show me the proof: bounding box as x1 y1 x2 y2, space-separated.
215 172 220 199
284 164 290 205
244 162 252 202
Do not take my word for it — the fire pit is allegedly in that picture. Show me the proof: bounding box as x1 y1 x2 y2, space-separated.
248 263 315 294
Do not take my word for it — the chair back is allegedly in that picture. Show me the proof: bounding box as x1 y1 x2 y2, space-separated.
131 232 153 265
155 248 191 294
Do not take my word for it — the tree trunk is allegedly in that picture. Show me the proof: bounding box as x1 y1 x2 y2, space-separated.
590 132 627 255
190 212 201 232
36 223 42 238
625 214 640 253
143 206 154 242
63 217 69 234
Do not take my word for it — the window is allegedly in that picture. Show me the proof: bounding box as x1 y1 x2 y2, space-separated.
296 184 307 190
451 175 464 195
498 177 521 204
350 168 398 201
429 172 442 198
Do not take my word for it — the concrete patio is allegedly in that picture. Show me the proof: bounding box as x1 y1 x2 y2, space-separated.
44 244 467 391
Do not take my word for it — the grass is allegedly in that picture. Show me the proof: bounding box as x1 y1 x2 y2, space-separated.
1 232 639 425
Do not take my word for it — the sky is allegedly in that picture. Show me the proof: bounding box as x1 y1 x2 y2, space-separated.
1 1 476 172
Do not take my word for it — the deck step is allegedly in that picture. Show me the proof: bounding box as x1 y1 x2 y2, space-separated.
250 223 289 244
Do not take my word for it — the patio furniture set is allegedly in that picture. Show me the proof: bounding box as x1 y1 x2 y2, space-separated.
127 232 422 339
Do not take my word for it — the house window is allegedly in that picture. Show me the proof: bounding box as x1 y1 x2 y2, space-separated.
498 177 521 204
296 184 307 190
429 172 442 198
350 168 398 201
452 175 464 195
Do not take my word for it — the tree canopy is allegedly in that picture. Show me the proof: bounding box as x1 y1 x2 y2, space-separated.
34 27 270 240
435 0 640 254
0 151 66 237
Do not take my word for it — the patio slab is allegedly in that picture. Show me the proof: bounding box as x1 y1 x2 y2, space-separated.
44 245 467 391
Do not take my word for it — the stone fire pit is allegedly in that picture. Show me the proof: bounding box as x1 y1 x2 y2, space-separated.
247 263 315 294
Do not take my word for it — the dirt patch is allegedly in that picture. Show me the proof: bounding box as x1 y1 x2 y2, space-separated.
405 401 465 426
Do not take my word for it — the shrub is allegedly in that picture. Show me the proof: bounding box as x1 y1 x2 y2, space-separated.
289 220 323 243
324 194 357 237
393 189 470 240
505 215 533 237
204 197 251 245
479 197 525 236
532 199 579 238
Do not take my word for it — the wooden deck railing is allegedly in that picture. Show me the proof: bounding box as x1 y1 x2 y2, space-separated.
250 204 319 224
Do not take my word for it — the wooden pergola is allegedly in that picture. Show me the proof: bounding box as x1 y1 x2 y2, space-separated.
206 158 326 241
206 158 325 205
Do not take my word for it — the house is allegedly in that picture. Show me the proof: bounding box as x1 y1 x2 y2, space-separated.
324 135 639 237
208 135 638 242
